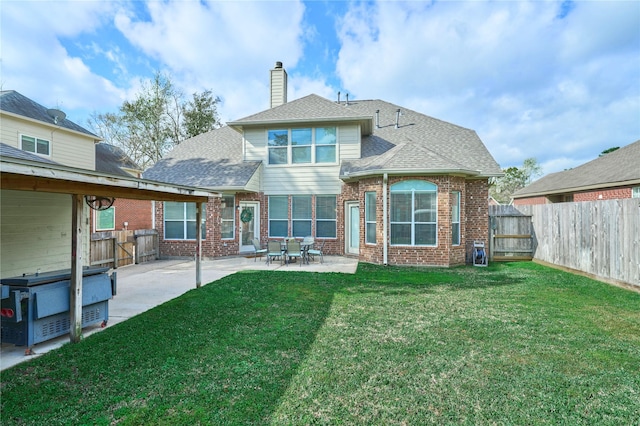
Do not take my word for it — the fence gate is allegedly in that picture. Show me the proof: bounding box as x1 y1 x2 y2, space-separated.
90 230 158 268
489 206 534 261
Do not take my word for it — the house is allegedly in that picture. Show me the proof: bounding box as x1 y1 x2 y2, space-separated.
94 143 153 232
0 90 101 277
513 140 640 205
144 62 503 266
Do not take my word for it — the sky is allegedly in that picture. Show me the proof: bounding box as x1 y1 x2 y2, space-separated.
1 0 639 176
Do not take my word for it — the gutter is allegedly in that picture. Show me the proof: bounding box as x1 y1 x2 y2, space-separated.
341 168 485 181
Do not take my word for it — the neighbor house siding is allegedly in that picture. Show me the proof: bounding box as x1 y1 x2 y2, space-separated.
0 115 96 170
0 190 90 278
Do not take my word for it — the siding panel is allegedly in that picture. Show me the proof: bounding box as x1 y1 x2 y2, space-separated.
0 190 91 278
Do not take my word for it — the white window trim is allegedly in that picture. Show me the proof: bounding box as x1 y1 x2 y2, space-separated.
163 202 206 241
390 182 438 247
95 206 116 231
452 191 461 246
267 127 338 166
315 195 338 239
221 195 235 240
20 134 51 157
365 191 377 245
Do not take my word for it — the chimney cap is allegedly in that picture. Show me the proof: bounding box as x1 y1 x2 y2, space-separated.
275 61 283 69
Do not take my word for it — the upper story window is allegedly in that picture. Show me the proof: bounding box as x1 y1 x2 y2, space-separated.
267 127 336 165
390 180 438 246
21 135 50 156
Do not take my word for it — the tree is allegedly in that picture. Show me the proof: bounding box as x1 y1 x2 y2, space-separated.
89 72 220 169
599 147 620 156
183 90 221 139
490 157 543 204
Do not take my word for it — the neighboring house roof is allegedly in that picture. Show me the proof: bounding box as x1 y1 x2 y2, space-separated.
145 94 502 189
143 126 261 189
513 139 640 198
0 142 60 165
0 90 99 138
95 143 142 177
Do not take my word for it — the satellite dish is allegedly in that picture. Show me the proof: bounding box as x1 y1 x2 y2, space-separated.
47 108 66 124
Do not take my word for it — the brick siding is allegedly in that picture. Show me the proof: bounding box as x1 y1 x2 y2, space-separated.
155 176 491 267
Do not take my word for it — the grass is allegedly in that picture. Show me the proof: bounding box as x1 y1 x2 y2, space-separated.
1 262 639 425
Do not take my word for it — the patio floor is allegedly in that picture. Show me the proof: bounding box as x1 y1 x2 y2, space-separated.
1 255 358 370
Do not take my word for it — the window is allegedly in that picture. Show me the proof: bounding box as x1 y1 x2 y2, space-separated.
365 192 377 244
268 130 288 164
267 127 337 165
21 135 50 156
390 180 437 246
268 196 288 237
315 127 336 163
291 128 312 164
633 187 640 198
164 202 206 240
95 207 115 231
291 196 312 237
221 195 235 239
316 195 337 238
452 191 460 246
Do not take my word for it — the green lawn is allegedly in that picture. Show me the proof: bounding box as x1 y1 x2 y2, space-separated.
2 262 639 425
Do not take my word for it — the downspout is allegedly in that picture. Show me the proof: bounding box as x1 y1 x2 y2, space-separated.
383 173 388 265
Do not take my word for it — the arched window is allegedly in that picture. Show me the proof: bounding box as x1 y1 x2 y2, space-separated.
390 180 437 246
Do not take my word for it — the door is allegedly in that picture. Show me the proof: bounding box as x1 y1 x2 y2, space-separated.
345 202 360 255
239 202 260 253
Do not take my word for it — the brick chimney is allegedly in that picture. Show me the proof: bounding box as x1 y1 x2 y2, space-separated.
270 61 288 108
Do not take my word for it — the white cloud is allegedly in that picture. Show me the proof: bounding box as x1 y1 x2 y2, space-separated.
333 1 640 175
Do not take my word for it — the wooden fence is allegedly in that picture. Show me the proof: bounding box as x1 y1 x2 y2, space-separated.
489 206 533 261
502 199 639 287
90 230 158 268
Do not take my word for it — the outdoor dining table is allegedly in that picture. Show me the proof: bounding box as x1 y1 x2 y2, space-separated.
276 239 313 265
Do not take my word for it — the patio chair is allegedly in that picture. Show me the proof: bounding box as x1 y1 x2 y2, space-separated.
307 239 325 264
251 238 267 262
286 240 302 266
267 241 283 265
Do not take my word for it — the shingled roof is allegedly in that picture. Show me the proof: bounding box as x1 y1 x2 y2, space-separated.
143 126 260 189
338 99 501 178
513 139 640 198
0 90 99 138
145 93 501 188
0 142 60 165
95 143 142 177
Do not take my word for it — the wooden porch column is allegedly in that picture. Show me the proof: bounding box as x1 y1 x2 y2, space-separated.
195 202 202 288
70 194 84 343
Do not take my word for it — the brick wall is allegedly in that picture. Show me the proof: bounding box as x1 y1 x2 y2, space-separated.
574 187 632 202
464 179 489 263
513 196 549 206
92 199 153 232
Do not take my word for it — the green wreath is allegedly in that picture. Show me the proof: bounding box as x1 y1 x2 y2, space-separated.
240 208 253 223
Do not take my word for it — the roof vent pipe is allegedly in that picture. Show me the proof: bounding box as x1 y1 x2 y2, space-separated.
395 109 401 129
337 91 341 103
345 93 349 106
375 110 380 128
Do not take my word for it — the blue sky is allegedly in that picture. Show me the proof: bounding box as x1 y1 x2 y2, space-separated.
2 0 639 176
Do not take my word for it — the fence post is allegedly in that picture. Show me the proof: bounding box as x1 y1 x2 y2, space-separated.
112 237 118 269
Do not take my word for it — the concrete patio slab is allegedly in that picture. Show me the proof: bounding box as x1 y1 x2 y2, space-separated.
1 255 357 370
